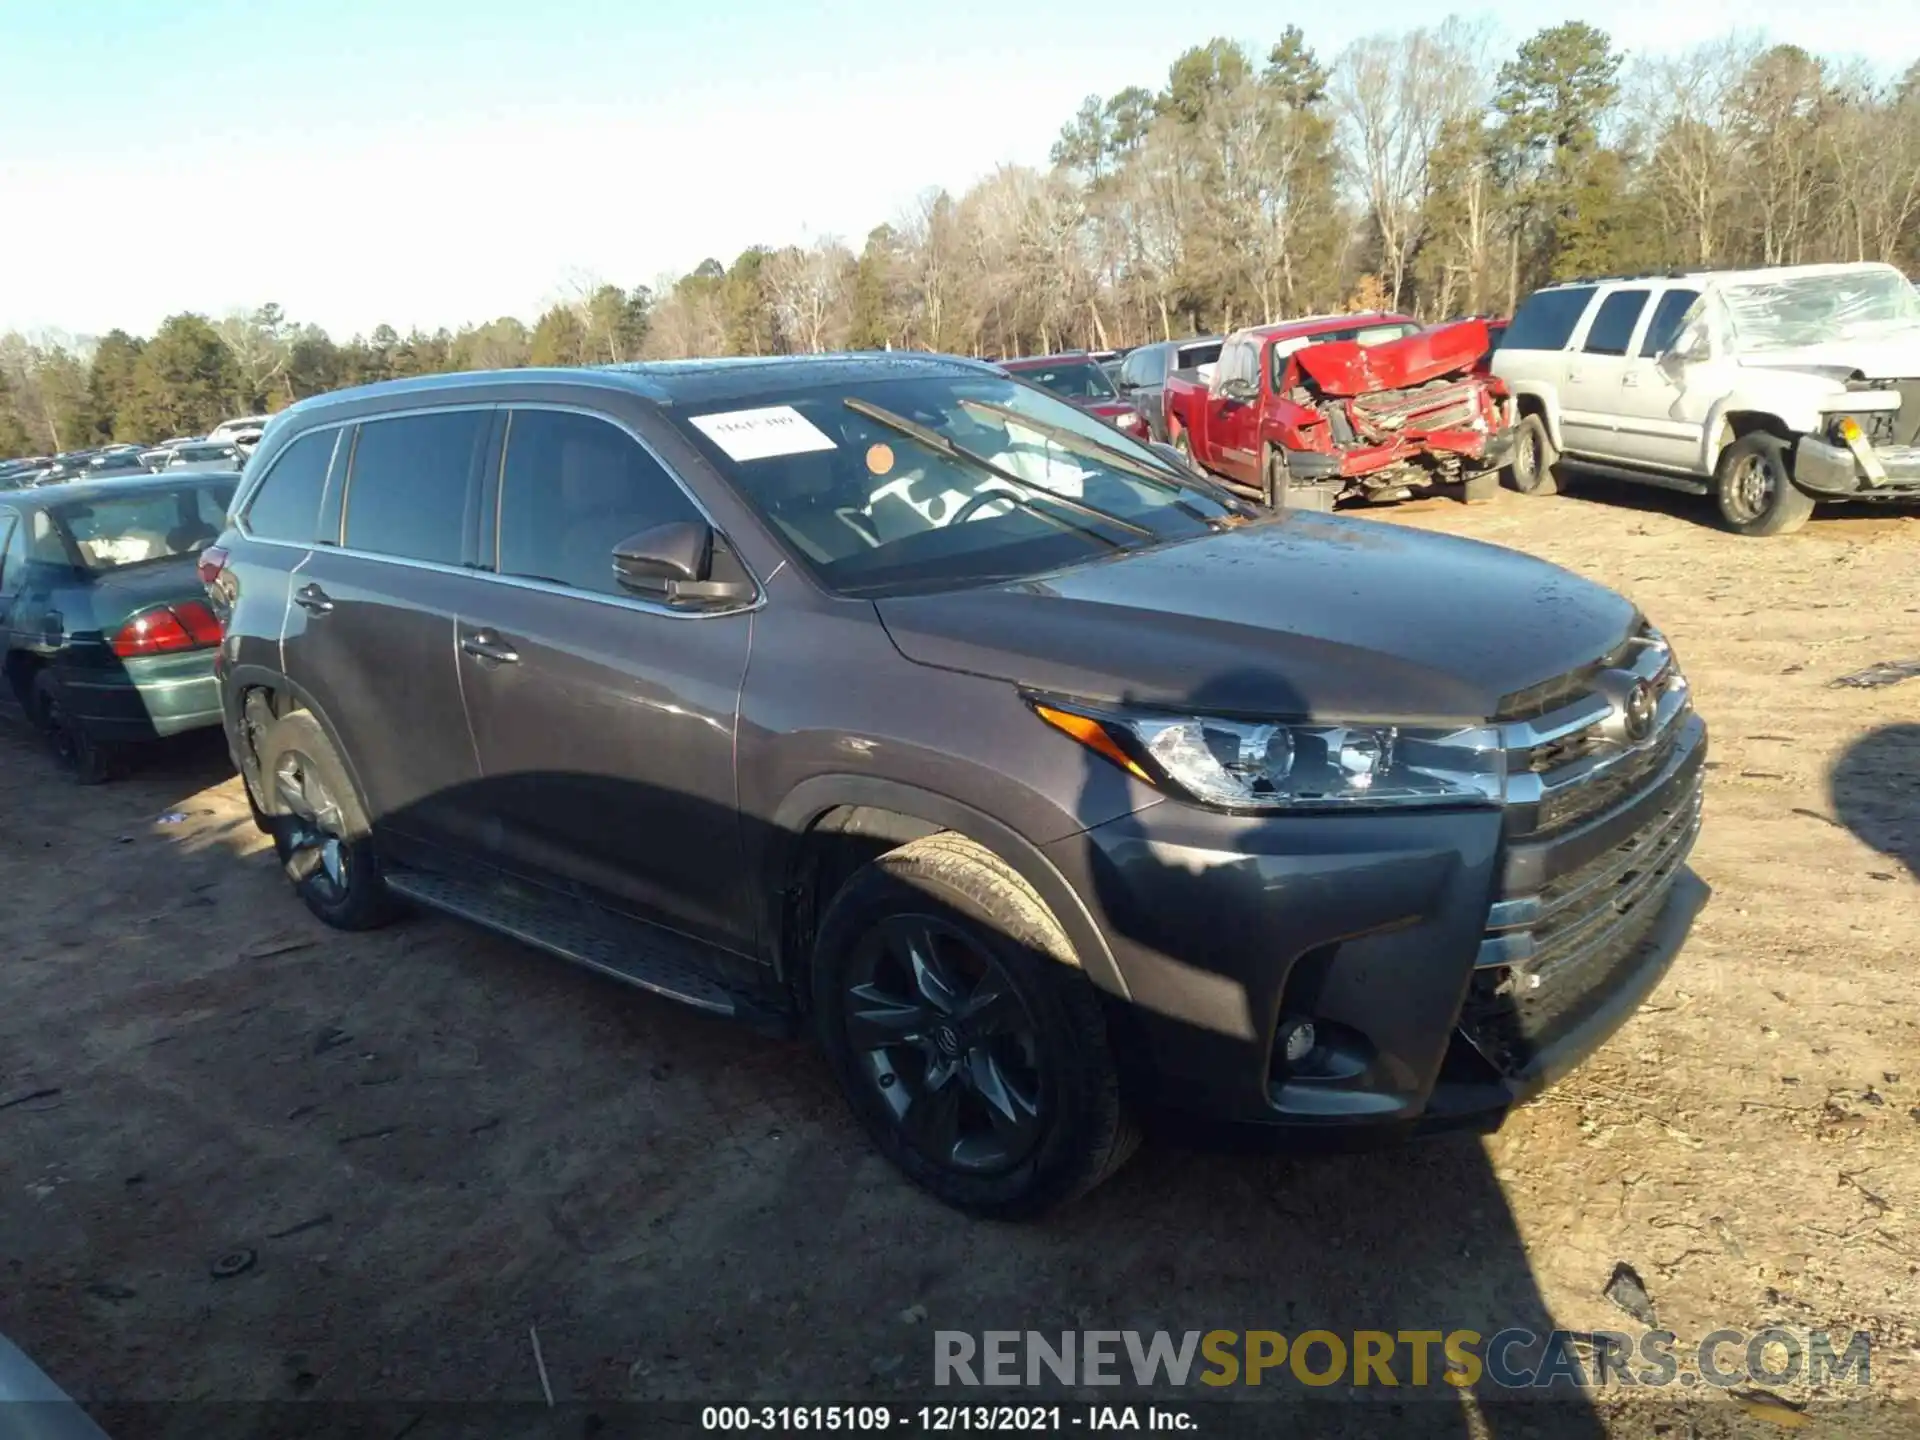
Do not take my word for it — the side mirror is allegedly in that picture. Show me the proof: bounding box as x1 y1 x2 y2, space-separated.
612 520 755 607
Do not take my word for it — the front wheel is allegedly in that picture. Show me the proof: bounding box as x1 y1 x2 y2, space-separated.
255 711 400 931
812 834 1137 1218
1505 413 1562 496
1715 432 1815 537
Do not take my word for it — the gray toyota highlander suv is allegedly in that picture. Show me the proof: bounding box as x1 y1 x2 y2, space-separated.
205 354 1709 1216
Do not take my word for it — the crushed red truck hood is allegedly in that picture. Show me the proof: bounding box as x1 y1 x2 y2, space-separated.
1294 319 1491 396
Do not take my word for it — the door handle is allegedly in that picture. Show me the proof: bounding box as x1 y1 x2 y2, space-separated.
1566 369 1583 383
1622 372 1642 387
460 631 520 664
293 583 333 614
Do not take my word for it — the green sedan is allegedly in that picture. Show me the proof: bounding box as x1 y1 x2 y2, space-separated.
1 472 238 782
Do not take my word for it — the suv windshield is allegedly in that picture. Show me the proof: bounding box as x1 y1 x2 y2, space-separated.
1719 267 1920 351
51 481 234 573
1008 360 1119 401
671 374 1247 598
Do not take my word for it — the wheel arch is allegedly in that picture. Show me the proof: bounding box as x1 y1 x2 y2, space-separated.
766 775 1128 1006
1706 408 1797 474
223 666 376 830
1509 387 1563 450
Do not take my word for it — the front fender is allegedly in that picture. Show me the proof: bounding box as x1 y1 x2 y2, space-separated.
766 773 1130 1001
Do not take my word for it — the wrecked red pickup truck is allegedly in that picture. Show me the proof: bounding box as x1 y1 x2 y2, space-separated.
1163 313 1515 511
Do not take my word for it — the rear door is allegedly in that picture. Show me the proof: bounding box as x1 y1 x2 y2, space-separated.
279 407 490 846
1560 287 1650 459
222 425 340 699
451 403 757 955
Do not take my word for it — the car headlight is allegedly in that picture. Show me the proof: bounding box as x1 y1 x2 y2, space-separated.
1032 700 1505 811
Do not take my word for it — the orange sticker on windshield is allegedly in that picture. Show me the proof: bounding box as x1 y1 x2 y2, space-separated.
866 443 895 475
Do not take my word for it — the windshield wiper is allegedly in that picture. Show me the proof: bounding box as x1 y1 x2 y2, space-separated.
954 398 1240 521
843 397 1155 542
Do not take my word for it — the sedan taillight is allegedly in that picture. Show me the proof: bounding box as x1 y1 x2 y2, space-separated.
111 602 225 658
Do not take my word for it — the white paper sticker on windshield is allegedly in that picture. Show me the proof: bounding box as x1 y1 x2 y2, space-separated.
690 405 837 462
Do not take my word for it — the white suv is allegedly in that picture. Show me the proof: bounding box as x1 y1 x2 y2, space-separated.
1492 262 1920 536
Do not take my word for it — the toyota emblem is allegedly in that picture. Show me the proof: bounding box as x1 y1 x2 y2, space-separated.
1623 681 1656 742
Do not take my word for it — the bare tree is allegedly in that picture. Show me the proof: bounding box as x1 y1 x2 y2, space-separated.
1332 21 1485 309
763 239 851 353
216 304 292 406
1636 36 1758 265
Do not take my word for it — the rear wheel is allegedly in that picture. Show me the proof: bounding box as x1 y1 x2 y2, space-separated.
1506 413 1562 496
255 711 400 931
30 671 117 785
1715 432 1815 537
812 834 1137 1217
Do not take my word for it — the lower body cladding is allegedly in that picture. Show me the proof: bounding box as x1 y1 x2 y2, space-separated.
56 650 223 741
1043 712 1708 1137
1793 434 1920 500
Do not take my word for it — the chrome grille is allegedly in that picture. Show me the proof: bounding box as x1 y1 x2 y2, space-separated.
1463 628 1705 1077
1501 631 1690 838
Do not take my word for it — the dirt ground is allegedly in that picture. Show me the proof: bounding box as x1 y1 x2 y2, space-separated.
2 480 1917 1437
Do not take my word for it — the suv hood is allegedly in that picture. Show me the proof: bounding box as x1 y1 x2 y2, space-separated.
1736 327 1920 380
875 515 1638 724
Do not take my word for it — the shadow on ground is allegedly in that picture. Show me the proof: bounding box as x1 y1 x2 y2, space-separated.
0 716 1614 1438
1831 723 1920 882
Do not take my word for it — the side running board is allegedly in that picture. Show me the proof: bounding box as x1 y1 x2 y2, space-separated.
384 866 741 1017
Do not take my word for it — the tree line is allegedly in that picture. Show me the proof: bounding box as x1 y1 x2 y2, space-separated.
5 19 1918 457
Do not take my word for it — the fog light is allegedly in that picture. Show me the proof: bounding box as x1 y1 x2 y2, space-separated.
1277 1018 1317 1065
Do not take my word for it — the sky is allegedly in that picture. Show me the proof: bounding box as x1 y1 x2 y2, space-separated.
3 0 1917 342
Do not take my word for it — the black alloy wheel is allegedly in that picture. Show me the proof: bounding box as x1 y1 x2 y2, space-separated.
843 913 1046 1174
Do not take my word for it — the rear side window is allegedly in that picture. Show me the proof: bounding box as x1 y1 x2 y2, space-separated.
1502 287 1597 351
1582 290 1650 356
1639 289 1702 357
1177 341 1220 371
494 409 701 597
242 429 335 543
343 410 489 566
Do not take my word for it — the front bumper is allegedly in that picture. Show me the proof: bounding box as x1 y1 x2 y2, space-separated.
1043 714 1708 1134
1792 434 1920 498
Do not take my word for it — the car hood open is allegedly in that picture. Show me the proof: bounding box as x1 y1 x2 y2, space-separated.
1294 320 1490 396
875 514 1639 725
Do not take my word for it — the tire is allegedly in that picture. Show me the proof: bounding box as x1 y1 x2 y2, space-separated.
30 670 118 785
1506 413 1562 496
812 833 1138 1217
254 710 400 931
1267 450 1336 512
1715 432 1815 537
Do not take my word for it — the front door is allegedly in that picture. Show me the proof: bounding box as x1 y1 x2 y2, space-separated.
1558 287 1650 460
1211 339 1262 487
452 405 756 956
1612 287 1706 471
279 407 492 846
